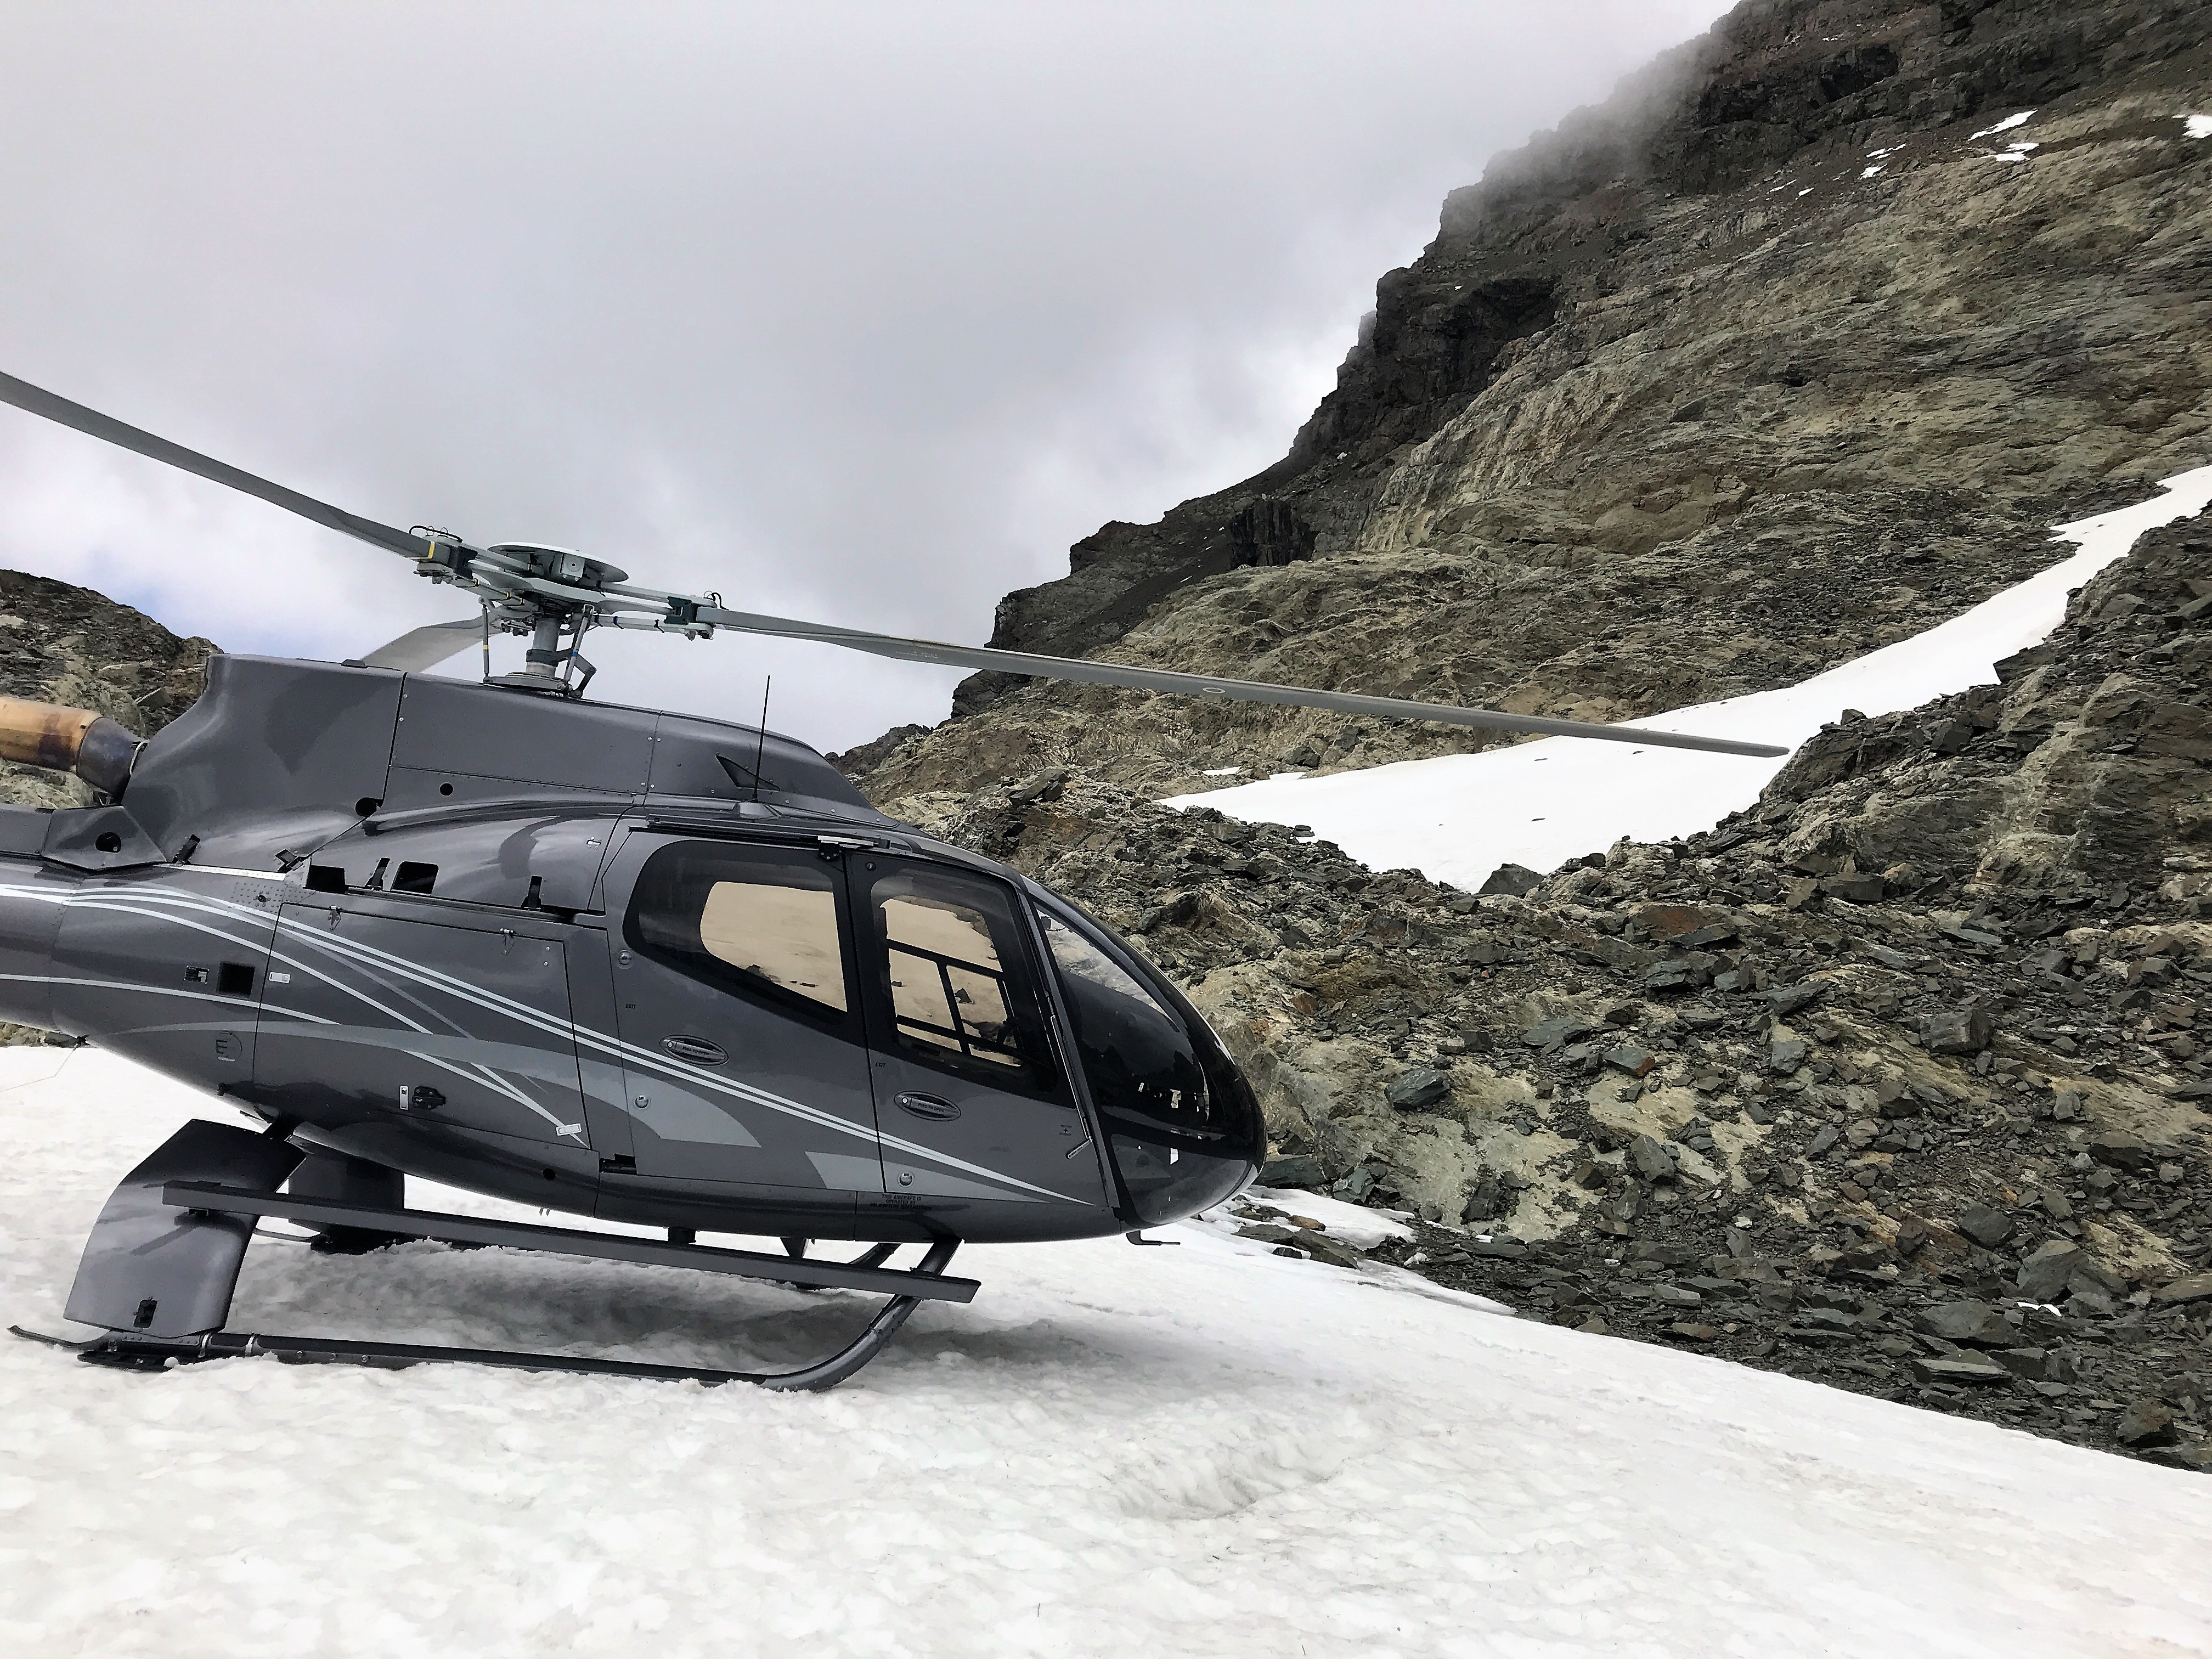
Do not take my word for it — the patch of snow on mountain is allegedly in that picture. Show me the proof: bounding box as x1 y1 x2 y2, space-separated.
3 1050 2210 1657
1164 466 2212 893
1971 110 2035 138
2187 114 2212 139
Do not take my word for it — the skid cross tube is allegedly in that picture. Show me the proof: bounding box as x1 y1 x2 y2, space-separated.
160 1181 979 1302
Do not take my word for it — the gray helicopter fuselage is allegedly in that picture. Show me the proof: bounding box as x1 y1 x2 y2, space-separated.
0 655 1260 1243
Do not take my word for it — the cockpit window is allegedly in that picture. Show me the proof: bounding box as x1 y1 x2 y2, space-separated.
1035 898 1263 1224
1038 907 1211 1128
855 863 1056 1093
879 890 1022 1069
699 878 847 1013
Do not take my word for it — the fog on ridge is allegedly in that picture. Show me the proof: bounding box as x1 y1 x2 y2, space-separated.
0 2 1728 751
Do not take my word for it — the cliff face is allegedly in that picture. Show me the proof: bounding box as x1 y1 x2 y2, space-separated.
849 0 2212 805
822 0 2212 1462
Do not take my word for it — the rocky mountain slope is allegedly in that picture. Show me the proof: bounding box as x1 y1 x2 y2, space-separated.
844 0 2212 802
821 0 2212 1466
899 505 2210 1464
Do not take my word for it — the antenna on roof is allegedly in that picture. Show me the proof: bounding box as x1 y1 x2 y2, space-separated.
752 676 771 803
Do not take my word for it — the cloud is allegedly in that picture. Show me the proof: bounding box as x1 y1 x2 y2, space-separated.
0 0 1730 752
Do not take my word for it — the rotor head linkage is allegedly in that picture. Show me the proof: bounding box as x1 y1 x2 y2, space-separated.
486 612 597 697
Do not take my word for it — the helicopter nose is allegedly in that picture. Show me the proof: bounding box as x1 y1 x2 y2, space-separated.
1105 1132 1260 1228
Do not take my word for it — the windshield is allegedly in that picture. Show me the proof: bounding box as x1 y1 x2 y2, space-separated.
1035 900 1260 1224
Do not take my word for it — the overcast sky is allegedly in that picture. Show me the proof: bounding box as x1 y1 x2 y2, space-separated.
0 2 1728 754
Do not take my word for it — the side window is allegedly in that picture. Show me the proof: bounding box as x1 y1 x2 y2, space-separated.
861 865 1052 1088
627 841 853 1023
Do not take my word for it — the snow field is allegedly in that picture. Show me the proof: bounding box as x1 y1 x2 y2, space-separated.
3 1051 2210 1658
1164 466 2212 893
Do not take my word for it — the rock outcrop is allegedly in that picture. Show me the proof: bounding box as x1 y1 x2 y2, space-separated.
851 0 2212 802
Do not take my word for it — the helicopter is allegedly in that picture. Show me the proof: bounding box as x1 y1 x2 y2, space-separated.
0 370 1784 1390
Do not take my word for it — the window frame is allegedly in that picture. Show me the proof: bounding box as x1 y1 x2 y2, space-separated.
1030 890 1257 1145
621 837 862 1034
852 857 1065 1099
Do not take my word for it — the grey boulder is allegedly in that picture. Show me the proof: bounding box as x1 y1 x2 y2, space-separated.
1385 1067 1452 1110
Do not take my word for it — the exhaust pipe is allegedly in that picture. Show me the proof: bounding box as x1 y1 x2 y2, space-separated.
0 697 143 799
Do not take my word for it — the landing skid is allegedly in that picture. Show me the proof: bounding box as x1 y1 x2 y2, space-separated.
15 1245 952 1390
42 1120 973 1393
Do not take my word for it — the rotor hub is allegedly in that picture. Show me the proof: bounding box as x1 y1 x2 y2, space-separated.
482 543 631 590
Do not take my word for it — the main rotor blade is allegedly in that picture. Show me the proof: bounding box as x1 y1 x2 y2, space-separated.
355 618 484 673
698 606 1790 759
0 370 429 559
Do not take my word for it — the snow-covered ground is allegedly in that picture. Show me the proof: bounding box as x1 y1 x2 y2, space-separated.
1164 466 2212 892
4 1049 2209 1657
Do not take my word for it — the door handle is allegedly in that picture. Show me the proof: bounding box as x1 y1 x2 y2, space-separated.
895 1092 961 1121
662 1035 727 1064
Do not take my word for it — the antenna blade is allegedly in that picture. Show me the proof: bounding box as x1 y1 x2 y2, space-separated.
0 370 431 558
696 606 1790 759
354 618 484 673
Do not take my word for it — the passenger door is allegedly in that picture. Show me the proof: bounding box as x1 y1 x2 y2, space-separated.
606 832 881 1193
847 854 1105 1208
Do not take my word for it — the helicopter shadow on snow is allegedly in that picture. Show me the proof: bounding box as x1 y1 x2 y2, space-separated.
224 1234 1188 1382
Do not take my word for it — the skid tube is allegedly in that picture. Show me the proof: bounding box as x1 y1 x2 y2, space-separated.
34 1170 971 1391
20 1236 959 1392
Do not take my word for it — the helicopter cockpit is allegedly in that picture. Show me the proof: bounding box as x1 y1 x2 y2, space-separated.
1029 896 1260 1226
586 815 1263 1239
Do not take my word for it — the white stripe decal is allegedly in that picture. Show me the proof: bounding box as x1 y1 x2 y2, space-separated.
0 884 581 1141
0 882 1074 1201
271 913 1072 1201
